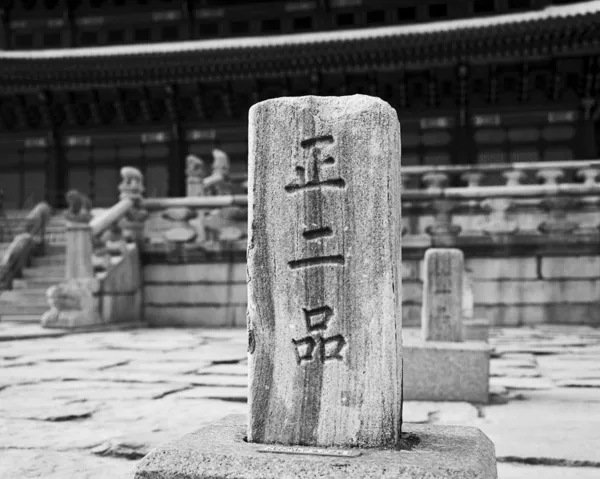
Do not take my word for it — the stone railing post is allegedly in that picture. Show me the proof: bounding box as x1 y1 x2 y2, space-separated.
538 196 579 236
502 170 526 186
64 190 94 280
461 171 484 188
186 154 208 197
425 199 462 245
422 171 449 191
576 166 600 208
480 198 519 236
536 168 565 186
118 167 148 245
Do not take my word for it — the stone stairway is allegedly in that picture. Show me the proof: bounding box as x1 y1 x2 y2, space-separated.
0 212 66 322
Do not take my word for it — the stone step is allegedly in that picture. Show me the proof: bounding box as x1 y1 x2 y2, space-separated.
22 267 65 278
0 304 48 317
31 256 66 267
11 278 58 290
0 313 42 323
1 288 48 301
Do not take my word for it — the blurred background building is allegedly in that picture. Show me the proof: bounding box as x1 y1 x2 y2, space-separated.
0 0 598 207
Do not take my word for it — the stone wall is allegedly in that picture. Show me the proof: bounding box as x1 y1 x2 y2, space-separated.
141 252 600 328
402 255 600 327
143 261 246 327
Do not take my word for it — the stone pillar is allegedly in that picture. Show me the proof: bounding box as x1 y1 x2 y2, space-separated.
185 154 208 197
247 95 403 448
422 248 464 342
63 190 94 280
65 222 94 280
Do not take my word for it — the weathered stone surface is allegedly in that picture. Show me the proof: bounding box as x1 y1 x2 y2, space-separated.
0 450 134 479
540 255 600 279
472 279 600 306
134 415 497 479
247 96 402 447
1 323 598 478
404 341 490 403
422 248 464 342
464 319 490 342
464 257 537 280
498 464 600 479
476 394 600 465
65 223 94 279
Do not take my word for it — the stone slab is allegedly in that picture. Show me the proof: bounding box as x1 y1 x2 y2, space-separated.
404 341 491 403
133 414 497 479
0 321 143 341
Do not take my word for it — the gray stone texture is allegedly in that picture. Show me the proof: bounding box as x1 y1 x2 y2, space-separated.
464 319 490 342
0 325 599 478
247 95 403 448
133 415 497 479
403 341 491 403
422 248 464 342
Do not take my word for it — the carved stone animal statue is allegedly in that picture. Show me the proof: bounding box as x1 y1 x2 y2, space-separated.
186 155 207 180
64 189 93 223
119 167 144 200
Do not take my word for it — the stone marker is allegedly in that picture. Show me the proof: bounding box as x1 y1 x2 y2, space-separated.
247 95 403 448
134 95 497 479
422 248 464 342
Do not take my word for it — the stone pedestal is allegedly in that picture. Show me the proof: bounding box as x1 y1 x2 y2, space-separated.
134 415 497 479
403 341 490 403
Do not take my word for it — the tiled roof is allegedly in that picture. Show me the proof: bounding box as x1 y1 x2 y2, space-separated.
1 0 599 60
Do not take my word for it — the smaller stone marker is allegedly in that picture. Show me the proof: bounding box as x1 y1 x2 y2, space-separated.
422 248 464 342
133 96 497 479
403 248 490 403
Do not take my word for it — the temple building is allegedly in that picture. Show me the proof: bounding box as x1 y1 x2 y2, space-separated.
1 0 599 208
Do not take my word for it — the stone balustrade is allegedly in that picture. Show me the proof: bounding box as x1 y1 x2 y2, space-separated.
0 201 52 291
53 157 600 330
41 168 145 330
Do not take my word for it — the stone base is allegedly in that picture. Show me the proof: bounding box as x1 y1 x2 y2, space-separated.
404 341 491 403
134 415 497 479
464 318 490 342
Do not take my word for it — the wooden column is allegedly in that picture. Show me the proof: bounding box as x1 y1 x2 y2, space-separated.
453 64 475 165
165 85 186 198
0 6 9 50
39 91 66 208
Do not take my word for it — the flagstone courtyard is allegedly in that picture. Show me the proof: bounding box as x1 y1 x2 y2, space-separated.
0 324 598 479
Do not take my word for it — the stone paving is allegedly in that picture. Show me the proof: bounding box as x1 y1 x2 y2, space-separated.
0 324 599 478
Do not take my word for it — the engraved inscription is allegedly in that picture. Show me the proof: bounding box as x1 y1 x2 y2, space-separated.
302 226 334 241
285 135 346 193
303 306 334 332
292 335 346 364
288 255 345 270
288 135 348 364
258 445 362 458
293 305 346 364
